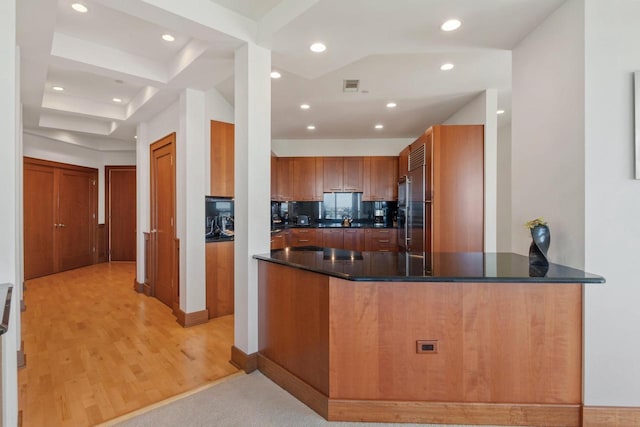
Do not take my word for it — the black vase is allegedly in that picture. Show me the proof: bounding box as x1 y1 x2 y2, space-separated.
529 224 550 267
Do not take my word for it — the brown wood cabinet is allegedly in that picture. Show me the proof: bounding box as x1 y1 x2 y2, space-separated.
289 228 321 247
322 229 344 248
364 228 398 252
323 157 363 192
398 146 410 179
270 231 286 250
292 157 323 201
24 158 98 280
403 125 484 253
206 241 234 319
343 228 365 251
210 120 234 197
274 157 293 201
363 156 398 201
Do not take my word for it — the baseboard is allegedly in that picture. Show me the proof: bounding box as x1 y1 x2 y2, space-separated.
256 354 579 426
17 340 26 369
174 308 209 327
143 281 152 296
329 400 580 426
132 278 144 293
583 405 640 426
230 345 258 373
258 354 328 419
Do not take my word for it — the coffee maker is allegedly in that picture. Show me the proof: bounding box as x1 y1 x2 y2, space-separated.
374 209 386 226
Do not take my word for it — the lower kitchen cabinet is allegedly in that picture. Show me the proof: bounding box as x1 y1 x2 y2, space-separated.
206 241 234 319
271 231 286 250
322 228 344 248
364 228 398 252
343 228 365 251
289 228 322 247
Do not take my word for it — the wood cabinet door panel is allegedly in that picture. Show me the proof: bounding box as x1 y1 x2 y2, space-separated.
364 157 398 201
58 169 96 272
364 228 398 252
323 157 343 192
210 120 234 197
206 241 234 318
23 164 56 279
342 157 363 192
322 229 344 249
293 157 319 201
276 157 293 201
343 228 365 251
290 228 321 247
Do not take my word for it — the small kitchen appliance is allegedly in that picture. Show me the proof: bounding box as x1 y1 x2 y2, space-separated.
374 209 385 225
297 215 309 225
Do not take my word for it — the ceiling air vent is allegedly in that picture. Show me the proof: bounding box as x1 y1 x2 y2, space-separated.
343 79 359 92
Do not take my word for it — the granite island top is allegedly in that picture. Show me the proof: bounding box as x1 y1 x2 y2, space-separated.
253 247 605 284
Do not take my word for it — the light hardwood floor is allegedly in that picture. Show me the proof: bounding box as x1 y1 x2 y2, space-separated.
18 262 238 426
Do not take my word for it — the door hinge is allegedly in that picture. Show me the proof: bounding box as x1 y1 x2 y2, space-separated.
171 217 174 227
92 247 96 253
92 180 96 186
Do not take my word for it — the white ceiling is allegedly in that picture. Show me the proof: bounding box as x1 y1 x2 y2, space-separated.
17 0 566 148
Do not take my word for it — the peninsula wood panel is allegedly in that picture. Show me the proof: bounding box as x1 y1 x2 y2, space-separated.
258 262 330 396
328 279 582 404
206 241 234 318
431 125 484 252
210 120 234 197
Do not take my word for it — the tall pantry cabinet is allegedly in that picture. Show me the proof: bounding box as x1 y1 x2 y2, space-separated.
406 125 484 253
23 158 98 279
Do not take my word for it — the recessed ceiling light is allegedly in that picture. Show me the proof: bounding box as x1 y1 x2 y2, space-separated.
162 34 175 42
300 104 310 110
497 109 505 115
440 63 454 71
310 42 326 53
112 98 122 103
52 86 64 91
270 71 281 79
441 19 462 32
386 102 397 108
71 3 88 13
375 124 384 130
307 125 316 130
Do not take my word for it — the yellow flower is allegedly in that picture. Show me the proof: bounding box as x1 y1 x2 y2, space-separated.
525 217 547 229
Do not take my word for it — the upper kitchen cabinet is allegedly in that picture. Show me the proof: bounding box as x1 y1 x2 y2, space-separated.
271 154 278 199
292 157 323 201
398 146 410 179
323 157 363 192
274 157 293 201
210 120 234 197
363 156 399 201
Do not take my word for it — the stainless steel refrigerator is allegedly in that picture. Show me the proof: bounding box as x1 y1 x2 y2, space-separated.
398 151 426 253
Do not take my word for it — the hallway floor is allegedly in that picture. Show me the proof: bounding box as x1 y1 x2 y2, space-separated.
18 262 238 426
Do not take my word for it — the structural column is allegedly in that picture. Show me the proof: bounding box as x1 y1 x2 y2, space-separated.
0 0 20 424
233 42 271 359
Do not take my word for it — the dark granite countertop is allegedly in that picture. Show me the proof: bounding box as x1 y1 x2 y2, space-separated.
253 247 605 283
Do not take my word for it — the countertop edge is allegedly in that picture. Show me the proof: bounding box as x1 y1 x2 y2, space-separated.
253 253 606 284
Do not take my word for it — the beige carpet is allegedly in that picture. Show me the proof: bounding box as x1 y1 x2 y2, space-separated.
100 371 520 427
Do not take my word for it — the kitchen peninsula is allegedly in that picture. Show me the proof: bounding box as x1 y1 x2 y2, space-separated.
254 248 604 427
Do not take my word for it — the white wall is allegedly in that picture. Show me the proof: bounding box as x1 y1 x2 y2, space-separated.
497 122 512 251
444 89 499 252
0 0 19 424
23 132 136 223
583 0 640 406
271 138 412 157
511 0 585 268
